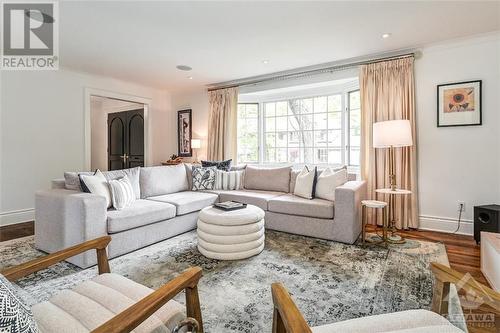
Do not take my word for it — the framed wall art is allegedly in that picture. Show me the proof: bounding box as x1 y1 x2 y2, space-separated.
177 109 192 157
437 80 482 127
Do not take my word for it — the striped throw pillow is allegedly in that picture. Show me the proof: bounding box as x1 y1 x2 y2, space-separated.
215 170 244 190
108 175 135 210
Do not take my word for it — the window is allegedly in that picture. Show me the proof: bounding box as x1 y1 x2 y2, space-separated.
237 103 259 163
348 90 360 166
237 88 360 167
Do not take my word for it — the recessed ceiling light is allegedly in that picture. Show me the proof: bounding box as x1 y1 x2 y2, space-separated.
187 76 193 80
262 60 269 64
382 33 392 39
176 65 192 71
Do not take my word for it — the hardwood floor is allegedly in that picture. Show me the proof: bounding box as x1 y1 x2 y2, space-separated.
1 222 497 332
0 221 34 242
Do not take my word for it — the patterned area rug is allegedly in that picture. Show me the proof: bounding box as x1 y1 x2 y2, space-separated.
0 231 466 333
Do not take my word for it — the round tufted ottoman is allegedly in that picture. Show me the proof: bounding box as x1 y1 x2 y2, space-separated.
197 204 265 260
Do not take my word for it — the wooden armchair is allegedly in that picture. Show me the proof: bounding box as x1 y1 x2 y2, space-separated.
1 236 204 333
271 262 499 333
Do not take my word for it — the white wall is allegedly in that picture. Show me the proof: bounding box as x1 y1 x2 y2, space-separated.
0 68 173 226
415 33 500 234
171 88 210 162
90 97 144 171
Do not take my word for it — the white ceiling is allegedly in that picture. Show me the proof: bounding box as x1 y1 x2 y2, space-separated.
59 1 500 91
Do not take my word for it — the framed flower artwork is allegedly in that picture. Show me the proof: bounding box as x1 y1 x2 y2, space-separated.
437 80 482 127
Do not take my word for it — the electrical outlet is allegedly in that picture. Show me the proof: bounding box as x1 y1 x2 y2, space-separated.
457 201 465 212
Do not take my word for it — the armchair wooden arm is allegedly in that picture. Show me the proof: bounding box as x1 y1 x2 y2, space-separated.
1 236 111 282
271 283 312 333
431 262 500 315
92 266 203 333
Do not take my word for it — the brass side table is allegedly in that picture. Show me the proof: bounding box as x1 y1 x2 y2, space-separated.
375 188 412 244
361 200 388 246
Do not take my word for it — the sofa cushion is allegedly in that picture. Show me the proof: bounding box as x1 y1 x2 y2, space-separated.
103 167 141 199
140 165 188 198
268 194 334 219
218 190 285 211
107 199 176 233
32 273 185 333
310 309 460 333
244 165 290 193
148 191 218 215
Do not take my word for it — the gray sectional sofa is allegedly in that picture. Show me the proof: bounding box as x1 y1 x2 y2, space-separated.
35 164 366 268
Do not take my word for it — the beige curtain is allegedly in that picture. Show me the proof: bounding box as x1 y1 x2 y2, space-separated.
207 87 239 162
360 57 418 229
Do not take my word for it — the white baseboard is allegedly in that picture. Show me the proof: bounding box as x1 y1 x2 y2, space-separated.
0 208 35 227
419 215 473 236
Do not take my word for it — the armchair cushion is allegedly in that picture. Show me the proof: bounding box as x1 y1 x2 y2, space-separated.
0 274 39 333
32 273 185 333
310 310 462 333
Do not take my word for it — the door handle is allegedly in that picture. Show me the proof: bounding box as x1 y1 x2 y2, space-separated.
120 154 128 163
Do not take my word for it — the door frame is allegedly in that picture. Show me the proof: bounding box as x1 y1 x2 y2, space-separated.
84 88 152 171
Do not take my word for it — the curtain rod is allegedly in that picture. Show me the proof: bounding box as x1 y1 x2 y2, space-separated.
207 50 419 92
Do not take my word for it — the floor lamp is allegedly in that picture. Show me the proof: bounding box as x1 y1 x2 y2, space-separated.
373 120 413 242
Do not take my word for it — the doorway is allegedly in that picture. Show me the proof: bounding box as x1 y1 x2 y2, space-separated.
108 109 144 170
90 96 145 171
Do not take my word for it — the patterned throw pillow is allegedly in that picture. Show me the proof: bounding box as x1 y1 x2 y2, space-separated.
201 159 232 171
215 170 244 190
0 274 39 333
108 175 135 210
192 167 217 191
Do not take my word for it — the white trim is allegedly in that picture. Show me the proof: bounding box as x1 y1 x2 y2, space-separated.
419 215 473 236
0 208 35 227
84 88 153 171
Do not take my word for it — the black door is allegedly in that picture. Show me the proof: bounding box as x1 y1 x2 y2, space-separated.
108 109 144 170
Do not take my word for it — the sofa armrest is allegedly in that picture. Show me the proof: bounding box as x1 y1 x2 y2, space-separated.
35 189 108 268
51 178 66 189
332 180 367 244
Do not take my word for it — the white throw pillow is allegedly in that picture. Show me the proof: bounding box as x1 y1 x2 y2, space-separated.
293 166 316 199
79 170 112 208
108 175 135 210
215 170 244 190
315 167 348 201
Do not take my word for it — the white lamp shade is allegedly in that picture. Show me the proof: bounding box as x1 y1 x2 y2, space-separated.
191 139 201 149
373 120 413 148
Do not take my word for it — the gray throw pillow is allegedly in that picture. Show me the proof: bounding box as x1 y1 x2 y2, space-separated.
192 167 217 191
63 171 93 191
0 274 39 333
201 159 232 171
